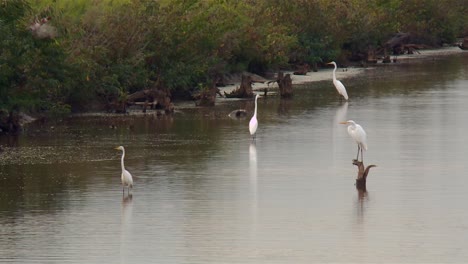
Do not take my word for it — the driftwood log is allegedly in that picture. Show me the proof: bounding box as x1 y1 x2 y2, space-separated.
353 159 376 190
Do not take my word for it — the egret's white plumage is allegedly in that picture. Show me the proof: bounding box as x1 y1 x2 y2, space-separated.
327 61 349 100
115 146 133 195
340 120 367 161
249 94 259 139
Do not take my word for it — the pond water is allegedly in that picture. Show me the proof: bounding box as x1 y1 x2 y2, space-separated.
1 53 468 263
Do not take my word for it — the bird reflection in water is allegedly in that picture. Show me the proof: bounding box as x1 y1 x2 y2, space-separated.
249 142 258 234
120 193 133 262
121 194 133 225
249 142 257 195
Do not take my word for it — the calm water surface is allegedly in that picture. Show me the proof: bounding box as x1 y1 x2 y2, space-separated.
1 53 468 263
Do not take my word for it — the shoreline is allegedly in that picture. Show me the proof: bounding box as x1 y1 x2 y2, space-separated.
71 46 466 115
218 46 466 98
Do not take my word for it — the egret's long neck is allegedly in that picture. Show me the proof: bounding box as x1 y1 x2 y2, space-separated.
332 64 337 81
121 150 125 171
253 96 258 117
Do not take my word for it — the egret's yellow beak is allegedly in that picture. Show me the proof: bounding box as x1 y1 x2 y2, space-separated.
326 62 333 65
114 147 120 150
339 121 347 124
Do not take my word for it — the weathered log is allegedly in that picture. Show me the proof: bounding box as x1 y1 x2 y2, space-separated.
224 74 255 98
352 159 376 190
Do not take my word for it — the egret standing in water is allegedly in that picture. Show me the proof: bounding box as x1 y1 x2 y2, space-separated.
340 120 367 162
327 61 349 101
249 94 260 140
115 146 134 195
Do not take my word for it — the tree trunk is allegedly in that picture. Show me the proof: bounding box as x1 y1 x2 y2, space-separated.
353 159 376 190
277 72 293 98
224 74 254 98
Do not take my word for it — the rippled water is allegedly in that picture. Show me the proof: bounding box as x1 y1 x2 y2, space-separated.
1 53 468 263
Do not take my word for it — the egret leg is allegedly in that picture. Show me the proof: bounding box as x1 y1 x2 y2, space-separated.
356 145 360 161
361 148 364 162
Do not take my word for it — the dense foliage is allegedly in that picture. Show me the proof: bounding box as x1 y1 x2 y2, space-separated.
1 0 466 114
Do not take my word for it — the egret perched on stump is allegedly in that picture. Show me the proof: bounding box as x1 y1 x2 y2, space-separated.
340 120 367 162
115 146 134 195
249 94 260 140
327 61 349 101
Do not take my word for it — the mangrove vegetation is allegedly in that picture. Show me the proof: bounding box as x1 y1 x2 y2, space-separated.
0 0 466 124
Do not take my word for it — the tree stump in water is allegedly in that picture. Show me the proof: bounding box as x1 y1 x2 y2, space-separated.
224 74 255 98
277 72 293 98
353 159 376 190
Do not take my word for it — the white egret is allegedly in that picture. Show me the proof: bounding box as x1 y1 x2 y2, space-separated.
327 61 349 101
115 146 134 195
340 120 367 161
249 94 260 140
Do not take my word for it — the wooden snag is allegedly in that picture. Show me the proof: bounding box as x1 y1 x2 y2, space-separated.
224 74 255 98
352 159 376 190
277 72 293 98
